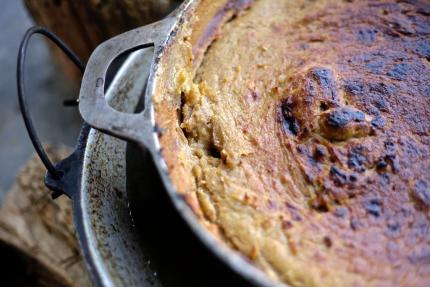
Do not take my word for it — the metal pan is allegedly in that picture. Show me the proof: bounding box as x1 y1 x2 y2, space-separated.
76 49 272 287
27 0 278 286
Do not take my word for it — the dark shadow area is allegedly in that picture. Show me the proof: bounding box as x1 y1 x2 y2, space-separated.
0 241 68 287
126 143 253 287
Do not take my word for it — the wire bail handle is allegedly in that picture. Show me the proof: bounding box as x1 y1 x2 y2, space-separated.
17 26 85 181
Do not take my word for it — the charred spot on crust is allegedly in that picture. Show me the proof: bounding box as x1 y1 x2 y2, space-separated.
348 147 367 173
412 180 430 208
330 166 349 186
323 236 333 248
319 106 372 141
380 141 400 173
376 158 389 170
369 82 396 97
320 102 329 111
372 94 391 112
379 173 391 186
343 79 396 118
329 165 360 191
311 67 333 86
371 116 386 129
364 198 383 217
344 81 365 97
357 27 378 44
326 107 366 128
387 63 409 80
414 40 430 60
312 200 330 213
281 99 300 136
385 220 402 238
313 145 327 161
309 67 338 100
387 17 415 36
375 152 399 174
367 60 385 75
278 66 345 143
384 140 396 156
417 3 430 16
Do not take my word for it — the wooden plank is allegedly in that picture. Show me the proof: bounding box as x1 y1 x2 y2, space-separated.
23 0 181 81
0 146 90 287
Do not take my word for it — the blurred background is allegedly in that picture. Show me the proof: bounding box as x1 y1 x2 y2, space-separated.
0 1 81 202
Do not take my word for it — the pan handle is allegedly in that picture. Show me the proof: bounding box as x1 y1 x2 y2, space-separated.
78 17 176 148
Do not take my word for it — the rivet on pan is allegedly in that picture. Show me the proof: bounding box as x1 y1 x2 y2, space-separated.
96 77 104 88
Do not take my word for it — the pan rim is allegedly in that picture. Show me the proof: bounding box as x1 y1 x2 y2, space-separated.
76 1 280 286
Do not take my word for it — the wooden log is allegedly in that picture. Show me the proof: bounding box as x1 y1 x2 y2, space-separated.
23 0 181 81
0 146 91 287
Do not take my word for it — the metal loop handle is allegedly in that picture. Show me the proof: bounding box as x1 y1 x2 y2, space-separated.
78 18 176 147
17 26 85 180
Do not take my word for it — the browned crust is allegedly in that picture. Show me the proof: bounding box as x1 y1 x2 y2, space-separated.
191 0 255 67
154 0 430 286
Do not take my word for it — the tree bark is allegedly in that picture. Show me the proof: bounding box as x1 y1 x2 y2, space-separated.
23 0 181 81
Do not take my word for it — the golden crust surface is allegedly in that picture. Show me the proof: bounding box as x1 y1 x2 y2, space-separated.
155 0 430 286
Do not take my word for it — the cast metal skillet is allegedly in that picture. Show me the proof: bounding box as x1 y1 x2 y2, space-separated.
18 0 279 286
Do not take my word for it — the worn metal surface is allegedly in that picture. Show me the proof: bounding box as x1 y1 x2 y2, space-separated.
78 49 256 287
79 49 158 287
78 14 181 148
78 1 277 287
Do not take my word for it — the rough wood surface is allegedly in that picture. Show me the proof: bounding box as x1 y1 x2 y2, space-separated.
0 146 91 287
24 0 181 80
